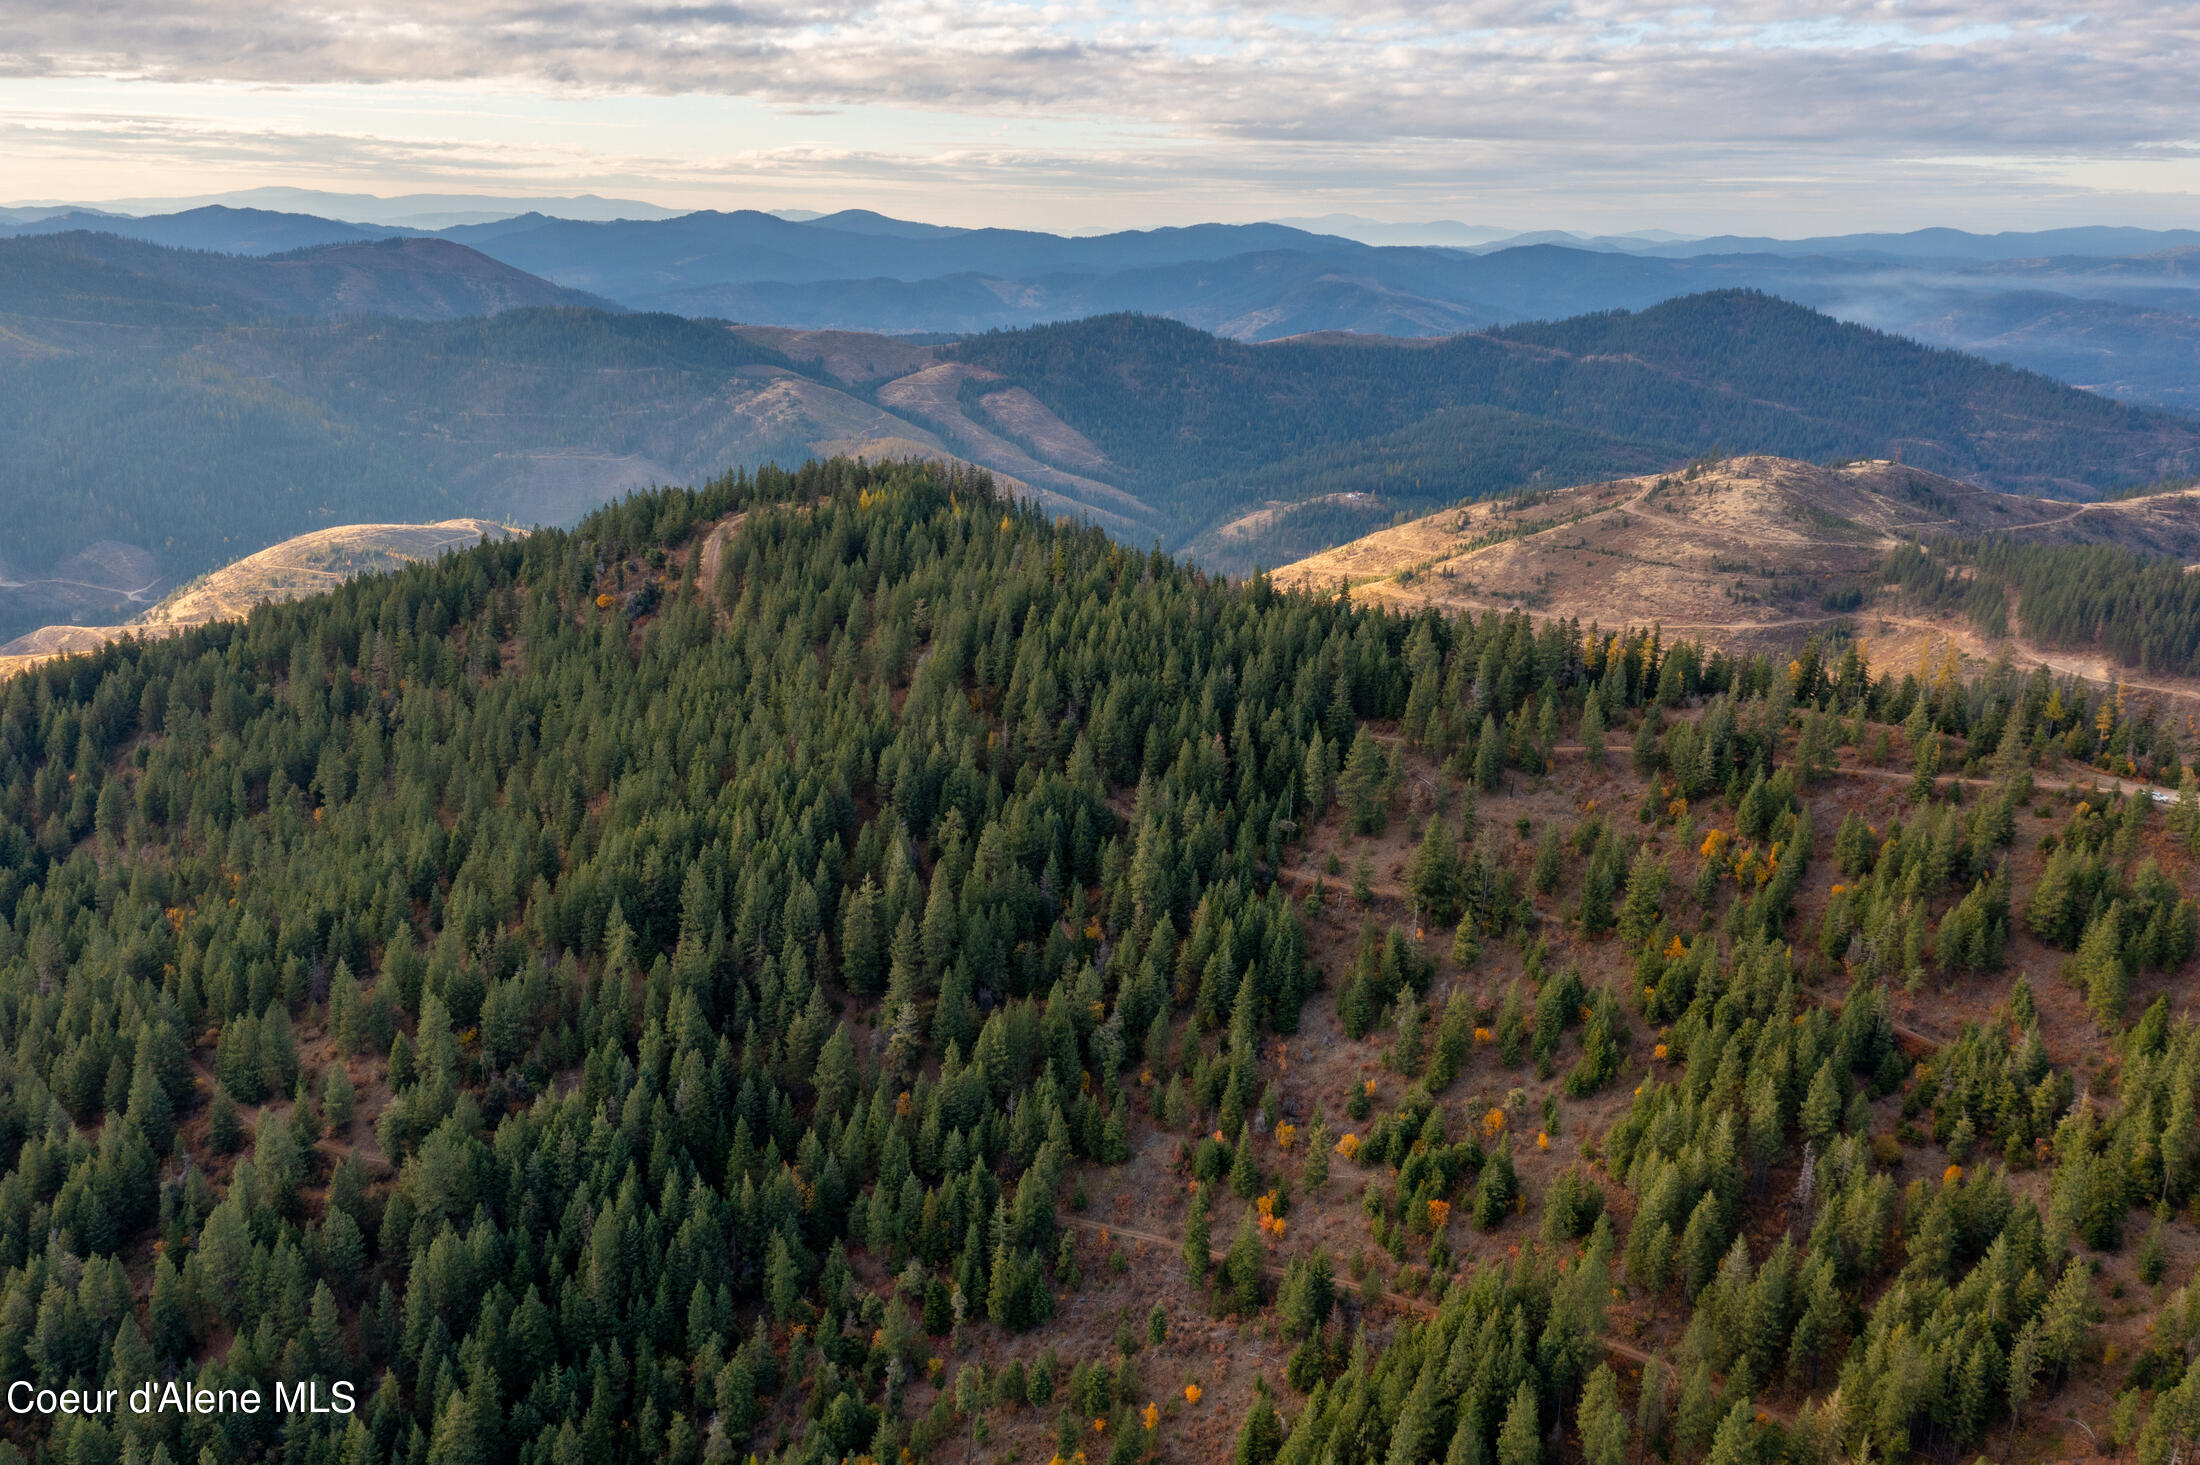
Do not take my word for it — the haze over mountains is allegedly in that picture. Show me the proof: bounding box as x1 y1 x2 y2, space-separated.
9 196 2200 658
8 208 2200 647
8 200 2200 411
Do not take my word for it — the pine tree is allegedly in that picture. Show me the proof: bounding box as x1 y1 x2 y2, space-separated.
207 1088 244 1155
1496 981 1528 1067
1426 990 1472 1090
1910 729 1943 803
1225 1212 1264 1315
1235 1382 1284 1465
1705 1398 1755 1465
1451 915 1482 970
1636 1357 1667 1460
1475 1137 1518 1229
1496 1380 1540 1465
1340 727 1392 835
1616 849 1668 946
1406 817 1464 926
1183 1183 1212 1285
1230 1124 1260 1199
1303 1113 1331 1189
2077 902 2128 1026
1303 728 1332 815
1632 709 1663 775
1674 1362 1718 1462
1533 824 1562 896
1477 714 1505 792
1679 1191 1725 1298
1834 810 1874 875
1800 1059 1841 1149
2007 1317 2043 1445
840 878 884 994
765 1233 802 1322
1580 1364 1627 1465
1390 995 1424 1078
1581 695 1608 769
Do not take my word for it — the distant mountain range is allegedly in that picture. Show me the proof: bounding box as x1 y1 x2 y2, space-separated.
5 219 2198 642
0 188 683 228
0 231 615 322
5 202 2199 412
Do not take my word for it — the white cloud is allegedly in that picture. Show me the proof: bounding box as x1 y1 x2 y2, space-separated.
0 1 2195 230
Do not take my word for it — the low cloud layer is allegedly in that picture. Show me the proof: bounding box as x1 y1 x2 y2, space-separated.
3 1 2195 229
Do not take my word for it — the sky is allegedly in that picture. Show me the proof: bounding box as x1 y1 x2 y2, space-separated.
2 1 2197 235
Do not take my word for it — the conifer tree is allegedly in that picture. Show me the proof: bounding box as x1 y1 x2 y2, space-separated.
1475 1137 1518 1229
1390 995 1424 1078
1340 727 1392 835
1495 1381 1540 1465
1452 915 1483 970
1225 1212 1264 1315
1580 1364 1627 1465
1406 816 1464 926
1477 714 1505 792
1235 1382 1284 1465
1183 1183 1212 1285
1303 1112 1331 1189
2077 902 2128 1025
1581 695 1608 769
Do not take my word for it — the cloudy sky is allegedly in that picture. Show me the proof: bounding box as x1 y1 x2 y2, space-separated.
2 0 2195 233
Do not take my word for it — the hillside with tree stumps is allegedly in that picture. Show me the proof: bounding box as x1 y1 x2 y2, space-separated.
11 460 2200 1465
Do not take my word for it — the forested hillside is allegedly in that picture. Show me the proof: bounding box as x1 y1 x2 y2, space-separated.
1889 532 2200 678
11 243 2198 644
12 458 2200 1464
0 303 805 640
0 233 612 326
954 294 2200 544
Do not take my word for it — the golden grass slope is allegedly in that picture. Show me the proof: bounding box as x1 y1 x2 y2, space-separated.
1273 454 2200 690
1 520 519 678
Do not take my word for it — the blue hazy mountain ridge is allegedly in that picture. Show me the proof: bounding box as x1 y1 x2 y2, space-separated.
0 231 617 322
440 210 1373 293
404 213 2200 412
1626 225 2200 260
7 216 2200 646
948 298 2195 513
10 201 2200 408
0 204 425 254
71 186 684 226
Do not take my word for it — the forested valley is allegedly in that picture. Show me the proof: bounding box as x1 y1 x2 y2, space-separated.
10 458 2200 1465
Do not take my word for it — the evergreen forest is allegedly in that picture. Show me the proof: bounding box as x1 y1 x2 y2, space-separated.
8 458 2200 1465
